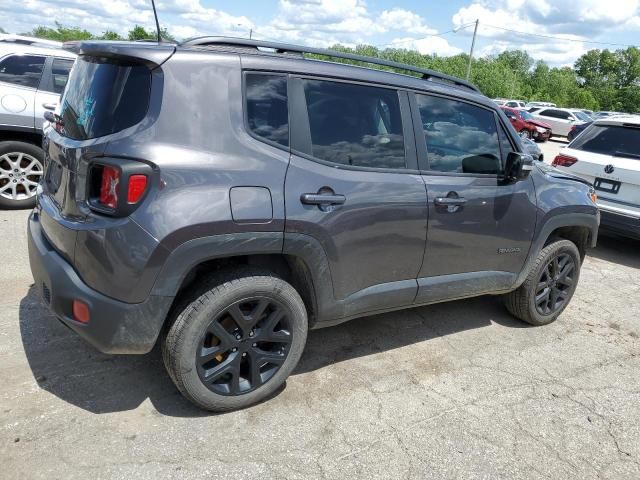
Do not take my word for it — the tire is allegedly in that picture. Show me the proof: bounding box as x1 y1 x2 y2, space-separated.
163 269 308 412
504 240 581 326
519 129 532 140
0 141 44 210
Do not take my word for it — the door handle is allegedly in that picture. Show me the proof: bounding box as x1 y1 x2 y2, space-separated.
434 197 467 206
42 103 57 111
300 193 346 206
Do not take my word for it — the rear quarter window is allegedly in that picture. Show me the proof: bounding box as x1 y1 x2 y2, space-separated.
245 73 289 147
59 56 151 140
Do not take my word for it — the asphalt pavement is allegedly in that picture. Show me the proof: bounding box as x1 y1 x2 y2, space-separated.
1 181 639 479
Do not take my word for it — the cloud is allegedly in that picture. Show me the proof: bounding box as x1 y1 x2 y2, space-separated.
390 37 463 56
379 9 437 35
452 0 639 65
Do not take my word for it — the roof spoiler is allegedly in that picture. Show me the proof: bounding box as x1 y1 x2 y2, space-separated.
63 40 176 68
180 36 481 93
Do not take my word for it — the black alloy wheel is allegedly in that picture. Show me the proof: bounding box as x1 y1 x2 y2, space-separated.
196 297 293 395
534 253 575 316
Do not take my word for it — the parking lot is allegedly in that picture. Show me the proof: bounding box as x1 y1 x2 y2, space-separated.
1 143 639 478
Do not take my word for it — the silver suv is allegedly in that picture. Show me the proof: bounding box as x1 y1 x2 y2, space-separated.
0 35 75 209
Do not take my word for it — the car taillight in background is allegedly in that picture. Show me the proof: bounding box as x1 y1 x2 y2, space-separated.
552 154 578 167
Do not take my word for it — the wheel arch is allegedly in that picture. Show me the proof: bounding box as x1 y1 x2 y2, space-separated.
0 128 43 148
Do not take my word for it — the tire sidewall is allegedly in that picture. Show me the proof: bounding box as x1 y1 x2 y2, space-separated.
526 241 581 325
0 141 44 210
171 276 308 411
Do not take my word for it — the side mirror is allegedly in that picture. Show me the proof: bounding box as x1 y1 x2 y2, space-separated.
504 152 534 182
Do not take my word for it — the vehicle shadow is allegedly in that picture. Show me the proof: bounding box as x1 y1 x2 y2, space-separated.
19 286 524 417
587 232 639 269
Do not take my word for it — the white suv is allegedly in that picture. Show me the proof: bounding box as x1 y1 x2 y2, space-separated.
0 35 75 208
531 107 590 137
552 116 640 239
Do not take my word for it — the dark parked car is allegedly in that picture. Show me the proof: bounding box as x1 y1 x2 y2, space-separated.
567 121 592 142
29 38 600 411
501 106 552 141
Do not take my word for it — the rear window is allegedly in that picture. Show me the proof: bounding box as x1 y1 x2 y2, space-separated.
59 56 151 140
571 125 640 159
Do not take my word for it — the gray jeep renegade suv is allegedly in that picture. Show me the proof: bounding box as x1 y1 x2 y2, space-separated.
28 38 600 411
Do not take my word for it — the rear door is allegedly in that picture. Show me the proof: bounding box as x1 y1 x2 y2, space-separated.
536 109 573 136
35 56 74 129
0 53 46 129
285 77 428 309
411 92 537 302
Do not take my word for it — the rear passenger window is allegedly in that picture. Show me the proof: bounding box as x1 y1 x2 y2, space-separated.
51 58 74 94
302 79 405 169
416 94 502 174
245 73 289 147
0 54 46 89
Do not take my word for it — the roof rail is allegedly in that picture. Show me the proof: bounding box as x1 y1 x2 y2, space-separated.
180 36 481 93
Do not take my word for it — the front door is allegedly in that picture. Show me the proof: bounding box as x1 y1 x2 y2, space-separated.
285 77 428 309
411 92 537 302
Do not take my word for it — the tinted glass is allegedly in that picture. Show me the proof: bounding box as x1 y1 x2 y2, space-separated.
417 94 502 174
520 111 534 121
571 125 640 159
51 58 74 94
245 73 288 147
59 56 151 140
539 109 557 118
0 54 45 88
302 79 405 169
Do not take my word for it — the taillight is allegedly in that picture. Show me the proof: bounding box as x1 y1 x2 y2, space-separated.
89 160 152 216
99 166 120 209
72 299 90 324
552 154 578 167
127 175 148 204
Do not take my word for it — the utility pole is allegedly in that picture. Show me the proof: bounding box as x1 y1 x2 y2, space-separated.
466 19 479 81
249 28 253 39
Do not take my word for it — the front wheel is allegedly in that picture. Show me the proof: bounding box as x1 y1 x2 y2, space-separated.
519 129 532 140
504 240 581 326
163 269 308 412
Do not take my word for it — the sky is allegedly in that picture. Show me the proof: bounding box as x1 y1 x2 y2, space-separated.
1 0 639 66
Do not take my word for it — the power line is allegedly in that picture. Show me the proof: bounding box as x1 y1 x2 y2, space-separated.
481 23 638 48
372 23 476 48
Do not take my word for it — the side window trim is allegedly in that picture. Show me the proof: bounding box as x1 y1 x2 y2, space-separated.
37 56 54 93
289 74 416 173
410 90 506 177
242 71 290 153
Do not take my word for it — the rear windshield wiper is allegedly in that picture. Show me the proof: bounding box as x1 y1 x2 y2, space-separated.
614 151 640 160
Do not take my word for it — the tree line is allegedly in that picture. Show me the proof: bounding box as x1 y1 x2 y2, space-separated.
7 23 639 113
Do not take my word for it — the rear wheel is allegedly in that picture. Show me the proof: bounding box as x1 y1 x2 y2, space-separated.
504 240 581 326
163 269 308 411
0 141 44 210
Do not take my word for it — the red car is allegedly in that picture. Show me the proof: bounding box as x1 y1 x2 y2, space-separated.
501 107 552 142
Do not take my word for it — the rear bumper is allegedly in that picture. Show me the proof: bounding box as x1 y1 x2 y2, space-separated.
599 209 640 240
27 210 174 354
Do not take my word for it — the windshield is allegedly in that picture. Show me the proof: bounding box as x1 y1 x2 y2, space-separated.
571 125 640 159
520 111 534 121
59 56 151 140
573 111 592 122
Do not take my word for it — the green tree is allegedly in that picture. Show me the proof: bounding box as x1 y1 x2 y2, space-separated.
128 25 154 41
29 22 94 41
100 30 123 41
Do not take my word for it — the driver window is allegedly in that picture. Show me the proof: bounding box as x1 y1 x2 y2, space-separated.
416 94 503 175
